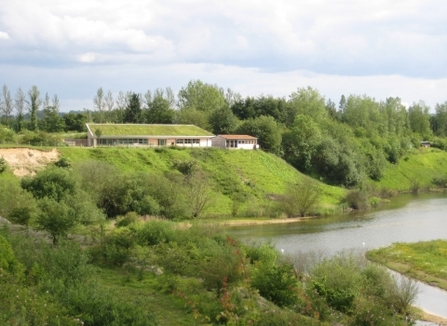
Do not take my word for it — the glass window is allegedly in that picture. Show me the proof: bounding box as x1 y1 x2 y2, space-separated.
185 139 191 144
158 139 166 146
193 139 199 144
176 139 183 144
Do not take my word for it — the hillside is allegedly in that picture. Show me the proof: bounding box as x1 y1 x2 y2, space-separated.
374 148 447 191
56 146 345 216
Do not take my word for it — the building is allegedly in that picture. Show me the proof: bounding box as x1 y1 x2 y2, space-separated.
86 123 215 147
420 141 431 148
211 135 259 150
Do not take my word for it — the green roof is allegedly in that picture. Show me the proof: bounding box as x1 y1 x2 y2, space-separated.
87 124 214 137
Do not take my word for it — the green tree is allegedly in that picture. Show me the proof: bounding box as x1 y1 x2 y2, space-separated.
408 102 432 138
279 178 321 217
237 116 282 154
145 89 175 124
123 93 142 123
282 115 322 172
93 87 105 123
41 106 65 132
178 80 226 112
209 106 239 134
27 85 41 131
63 112 87 132
36 197 77 245
21 167 77 202
288 87 328 123
14 88 26 132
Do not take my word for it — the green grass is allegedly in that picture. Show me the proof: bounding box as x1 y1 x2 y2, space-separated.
57 147 346 217
87 124 214 136
376 148 447 191
95 268 202 326
367 240 447 290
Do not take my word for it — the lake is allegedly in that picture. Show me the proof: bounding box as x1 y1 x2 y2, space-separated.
227 193 447 323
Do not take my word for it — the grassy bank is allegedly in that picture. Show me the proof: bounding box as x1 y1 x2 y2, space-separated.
366 240 447 290
375 148 447 192
57 146 346 216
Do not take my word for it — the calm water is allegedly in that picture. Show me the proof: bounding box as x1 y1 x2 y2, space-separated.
227 193 447 321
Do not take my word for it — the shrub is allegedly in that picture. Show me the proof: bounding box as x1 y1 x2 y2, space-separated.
0 156 7 173
136 220 175 246
115 211 140 228
251 262 299 307
345 189 370 210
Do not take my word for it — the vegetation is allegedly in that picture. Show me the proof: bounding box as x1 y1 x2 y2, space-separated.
0 220 420 325
87 123 214 136
367 240 447 291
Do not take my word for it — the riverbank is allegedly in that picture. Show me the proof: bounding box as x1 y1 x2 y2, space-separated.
421 311 447 325
366 240 447 291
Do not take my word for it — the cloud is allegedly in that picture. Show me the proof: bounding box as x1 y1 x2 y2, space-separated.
0 0 446 109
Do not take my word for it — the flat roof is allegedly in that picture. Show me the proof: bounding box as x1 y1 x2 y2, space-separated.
87 124 215 137
217 134 257 140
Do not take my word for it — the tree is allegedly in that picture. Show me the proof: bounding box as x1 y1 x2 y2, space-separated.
63 112 86 132
178 80 226 112
237 116 282 154
145 88 175 124
282 114 322 172
93 87 105 123
105 90 114 122
123 93 142 123
408 102 431 138
1 84 13 126
209 106 239 134
279 178 321 217
14 88 26 132
27 85 41 131
185 170 214 218
36 197 77 245
288 87 328 123
21 167 77 202
41 106 65 132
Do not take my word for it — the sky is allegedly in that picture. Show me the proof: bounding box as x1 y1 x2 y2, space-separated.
1 0 447 112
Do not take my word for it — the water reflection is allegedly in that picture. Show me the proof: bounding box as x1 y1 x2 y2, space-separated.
227 193 447 320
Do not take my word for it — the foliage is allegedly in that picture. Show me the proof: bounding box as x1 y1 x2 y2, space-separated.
0 156 7 173
21 166 77 202
123 92 142 123
36 197 78 245
282 114 322 172
237 115 282 154
279 177 321 217
252 262 299 307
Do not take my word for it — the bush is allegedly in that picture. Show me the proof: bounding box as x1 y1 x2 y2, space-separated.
136 220 175 246
0 156 7 173
345 189 370 210
252 262 299 307
115 211 140 228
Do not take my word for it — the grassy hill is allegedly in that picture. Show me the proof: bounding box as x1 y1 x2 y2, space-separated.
57 146 345 217
375 148 447 192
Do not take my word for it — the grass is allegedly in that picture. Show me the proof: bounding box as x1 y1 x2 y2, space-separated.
57 146 346 217
376 148 447 191
94 268 202 326
87 124 214 136
367 239 447 290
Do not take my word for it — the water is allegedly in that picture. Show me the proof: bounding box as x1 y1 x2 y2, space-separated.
227 193 447 322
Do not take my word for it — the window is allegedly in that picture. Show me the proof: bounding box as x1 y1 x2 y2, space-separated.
193 139 200 144
176 139 183 144
185 139 191 144
158 139 166 146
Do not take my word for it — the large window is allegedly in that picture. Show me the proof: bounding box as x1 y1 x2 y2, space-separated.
158 139 166 146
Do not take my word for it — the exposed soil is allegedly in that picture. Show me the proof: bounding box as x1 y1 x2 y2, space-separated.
0 148 59 176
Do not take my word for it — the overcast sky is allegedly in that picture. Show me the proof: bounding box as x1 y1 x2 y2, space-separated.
1 0 447 112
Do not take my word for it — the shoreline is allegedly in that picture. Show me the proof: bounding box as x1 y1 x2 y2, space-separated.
215 217 307 226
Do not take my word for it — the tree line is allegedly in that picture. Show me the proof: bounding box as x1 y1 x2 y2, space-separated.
2 80 447 187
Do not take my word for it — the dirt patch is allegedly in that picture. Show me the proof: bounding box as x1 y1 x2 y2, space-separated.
0 148 59 176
